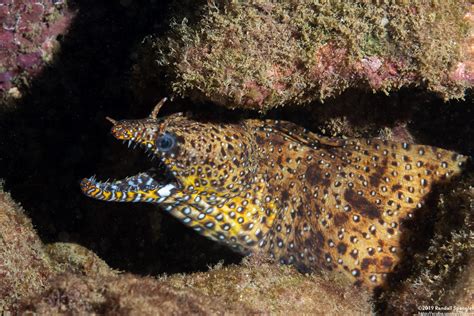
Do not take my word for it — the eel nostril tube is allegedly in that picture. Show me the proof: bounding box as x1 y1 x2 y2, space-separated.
105 116 117 125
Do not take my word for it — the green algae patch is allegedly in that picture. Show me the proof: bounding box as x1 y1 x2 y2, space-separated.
136 1 472 111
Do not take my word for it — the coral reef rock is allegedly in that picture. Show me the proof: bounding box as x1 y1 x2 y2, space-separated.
0 187 55 311
135 1 473 111
0 0 74 107
17 262 372 315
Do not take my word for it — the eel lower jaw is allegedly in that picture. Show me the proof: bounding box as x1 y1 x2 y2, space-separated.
80 170 181 204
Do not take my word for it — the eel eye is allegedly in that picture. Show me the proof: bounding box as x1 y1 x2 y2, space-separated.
156 133 176 152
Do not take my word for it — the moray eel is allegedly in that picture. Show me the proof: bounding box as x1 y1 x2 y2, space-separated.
81 98 468 289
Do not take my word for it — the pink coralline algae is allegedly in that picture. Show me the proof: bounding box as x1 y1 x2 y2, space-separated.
0 0 74 98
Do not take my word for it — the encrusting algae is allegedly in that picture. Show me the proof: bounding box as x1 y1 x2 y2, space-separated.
81 99 469 289
135 1 473 111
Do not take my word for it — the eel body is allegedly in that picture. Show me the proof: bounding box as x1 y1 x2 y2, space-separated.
81 100 467 289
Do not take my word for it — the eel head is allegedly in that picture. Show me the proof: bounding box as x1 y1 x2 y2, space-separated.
81 99 264 250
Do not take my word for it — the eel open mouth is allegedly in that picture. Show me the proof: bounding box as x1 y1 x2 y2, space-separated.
81 134 180 204
81 171 179 203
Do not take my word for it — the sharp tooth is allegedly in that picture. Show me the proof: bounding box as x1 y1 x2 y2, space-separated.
157 197 166 203
128 140 132 148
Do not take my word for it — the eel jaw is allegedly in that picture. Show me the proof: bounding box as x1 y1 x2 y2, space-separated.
81 169 180 204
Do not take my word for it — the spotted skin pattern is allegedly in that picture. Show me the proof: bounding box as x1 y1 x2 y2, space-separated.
81 101 467 289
